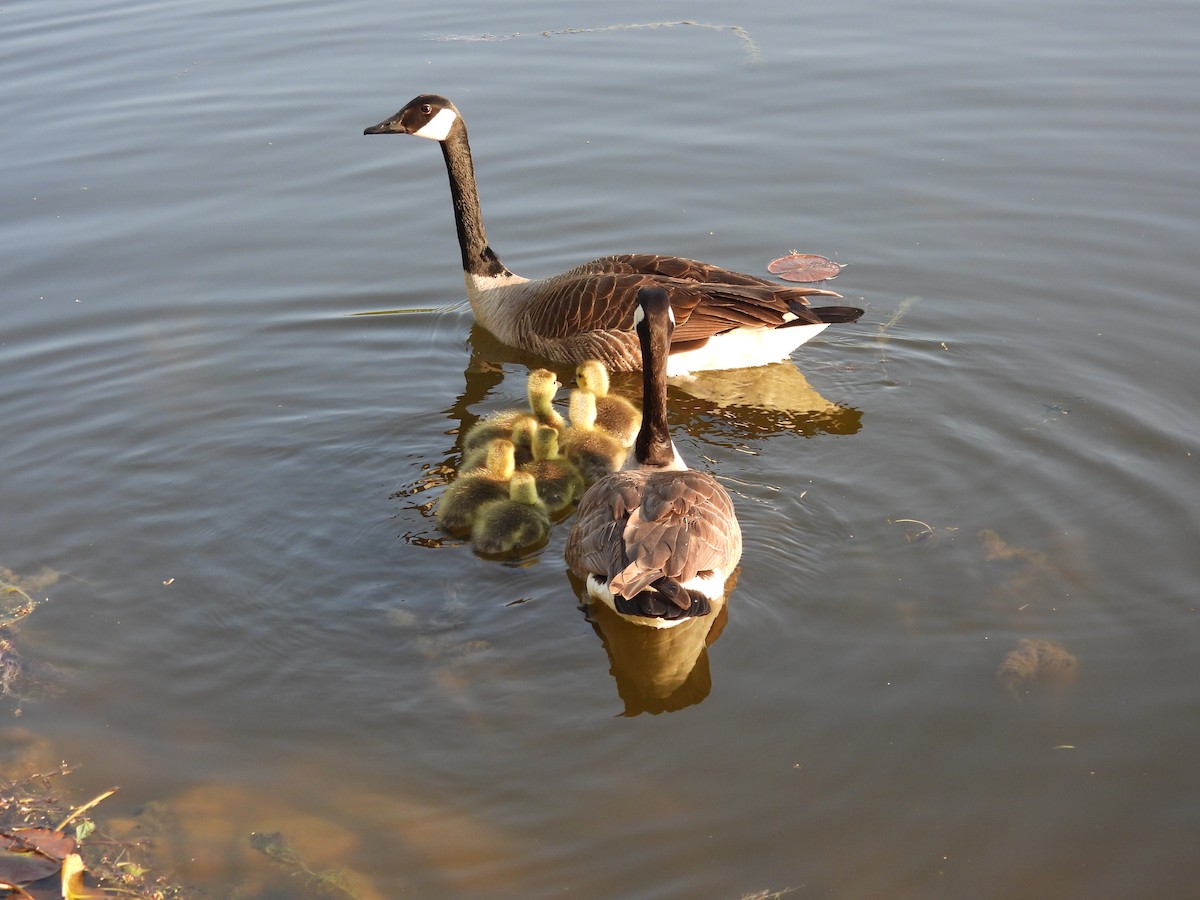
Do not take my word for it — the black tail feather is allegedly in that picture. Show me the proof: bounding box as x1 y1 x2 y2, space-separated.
811 305 864 324
613 577 712 621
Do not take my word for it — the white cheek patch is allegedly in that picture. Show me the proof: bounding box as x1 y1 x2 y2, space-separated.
413 107 458 141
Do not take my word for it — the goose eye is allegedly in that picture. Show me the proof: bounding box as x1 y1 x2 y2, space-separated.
420 103 432 114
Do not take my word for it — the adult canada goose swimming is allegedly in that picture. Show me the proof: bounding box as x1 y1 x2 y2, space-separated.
461 368 564 457
364 94 864 375
560 389 628 485
565 287 743 627
472 471 551 555
435 438 515 532
520 425 585 515
576 359 641 448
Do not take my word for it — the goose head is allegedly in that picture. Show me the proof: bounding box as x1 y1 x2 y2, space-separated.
527 368 561 404
364 94 461 142
632 287 676 337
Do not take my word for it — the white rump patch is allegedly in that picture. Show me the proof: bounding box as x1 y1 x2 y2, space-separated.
413 107 459 141
665 323 829 376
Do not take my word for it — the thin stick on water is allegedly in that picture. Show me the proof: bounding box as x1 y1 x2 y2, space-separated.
429 21 762 63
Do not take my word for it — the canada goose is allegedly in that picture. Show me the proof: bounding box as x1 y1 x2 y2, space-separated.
364 95 864 375
520 425 585 514
560 389 628 485
462 415 538 471
565 287 743 627
461 369 564 457
435 438 515 532
576 359 641 448
471 471 551 555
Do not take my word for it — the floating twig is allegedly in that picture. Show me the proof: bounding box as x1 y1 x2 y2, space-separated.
429 21 762 63
890 517 933 534
54 787 118 832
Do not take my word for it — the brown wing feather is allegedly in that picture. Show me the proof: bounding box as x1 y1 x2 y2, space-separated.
516 256 847 370
571 254 784 288
529 266 837 341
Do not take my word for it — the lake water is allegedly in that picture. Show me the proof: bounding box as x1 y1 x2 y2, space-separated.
4 0 1199 896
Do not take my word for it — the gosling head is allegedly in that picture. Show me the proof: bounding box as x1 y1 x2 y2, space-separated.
576 360 611 398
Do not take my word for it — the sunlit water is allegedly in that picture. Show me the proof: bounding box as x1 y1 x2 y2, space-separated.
3 0 1199 896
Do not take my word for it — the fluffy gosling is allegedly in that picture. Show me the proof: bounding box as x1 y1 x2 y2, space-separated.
576 359 641 447
471 471 550 555
520 425 585 514
435 439 515 532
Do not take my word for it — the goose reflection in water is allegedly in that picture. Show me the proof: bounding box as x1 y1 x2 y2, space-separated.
569 571 735 716
458 323 863 442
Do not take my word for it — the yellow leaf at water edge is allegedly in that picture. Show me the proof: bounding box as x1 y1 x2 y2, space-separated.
61 853 106 900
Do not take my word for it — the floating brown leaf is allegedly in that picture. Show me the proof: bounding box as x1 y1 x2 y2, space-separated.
766 252 843 283
0 834 59 885
8 827 74 862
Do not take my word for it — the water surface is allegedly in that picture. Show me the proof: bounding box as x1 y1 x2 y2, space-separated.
3 0 1199 896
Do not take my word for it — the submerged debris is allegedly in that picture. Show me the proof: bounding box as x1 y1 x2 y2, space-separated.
0 567 63 715
997 638 1079 696
249 831 356 899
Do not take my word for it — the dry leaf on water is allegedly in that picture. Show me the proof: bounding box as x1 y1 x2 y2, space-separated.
7 827 74 862
766 252 843 283
0 828 73 885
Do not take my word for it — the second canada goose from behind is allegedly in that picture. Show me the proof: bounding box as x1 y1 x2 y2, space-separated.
364 95 864 375
564 287 743 627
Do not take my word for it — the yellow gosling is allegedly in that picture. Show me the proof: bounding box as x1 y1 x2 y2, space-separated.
561 389 628 485
435 439 515 533
520 425 585 514
471 471 550 555
577 359 641 447
461 369 564 455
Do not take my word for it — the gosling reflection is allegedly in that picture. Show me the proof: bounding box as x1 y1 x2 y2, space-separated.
461 323 861 441
575 578 731 715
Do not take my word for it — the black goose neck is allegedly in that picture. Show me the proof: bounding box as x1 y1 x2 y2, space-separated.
634 297 676 468
440 125 509 278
